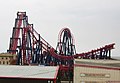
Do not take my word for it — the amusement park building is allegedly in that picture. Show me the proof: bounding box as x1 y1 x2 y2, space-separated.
0 53 16 65
74 59 120 83
0 65 59 83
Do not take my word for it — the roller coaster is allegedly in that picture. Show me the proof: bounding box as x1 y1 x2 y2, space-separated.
7 12 115 80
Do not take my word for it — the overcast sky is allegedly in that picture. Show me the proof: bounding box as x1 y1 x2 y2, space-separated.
0 0 120 57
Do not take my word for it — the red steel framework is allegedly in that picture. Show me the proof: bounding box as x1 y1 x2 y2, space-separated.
7 12 115 81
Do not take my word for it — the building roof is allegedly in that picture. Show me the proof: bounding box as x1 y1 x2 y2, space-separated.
0 53 16 57
74 59 120 68
0 65 59 80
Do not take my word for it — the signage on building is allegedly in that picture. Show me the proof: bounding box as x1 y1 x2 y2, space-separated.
80 73 110 78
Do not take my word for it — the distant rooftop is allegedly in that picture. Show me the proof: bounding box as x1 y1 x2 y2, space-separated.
0 53 16 57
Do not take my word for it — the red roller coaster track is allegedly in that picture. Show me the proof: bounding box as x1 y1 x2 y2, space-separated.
7 12 115 80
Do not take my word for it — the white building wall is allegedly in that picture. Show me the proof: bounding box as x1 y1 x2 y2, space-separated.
74 66 120 83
